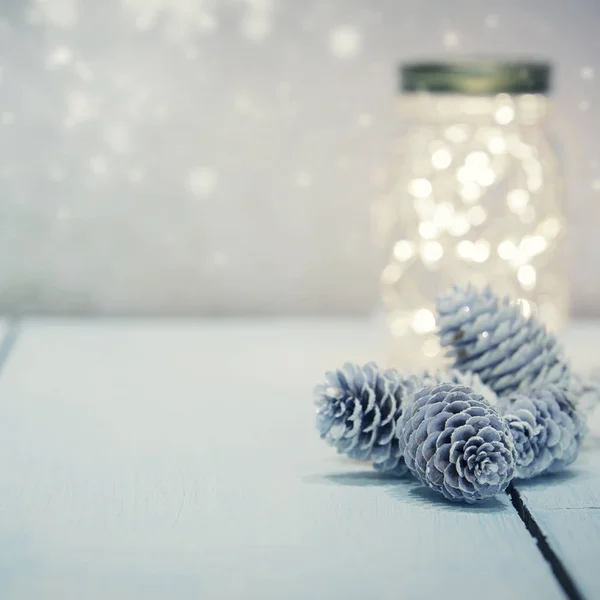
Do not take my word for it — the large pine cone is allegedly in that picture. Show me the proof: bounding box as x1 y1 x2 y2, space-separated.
398 383 516 503
498 385 585 478
436 284 571 396
418 368 498 407
314 362 420 475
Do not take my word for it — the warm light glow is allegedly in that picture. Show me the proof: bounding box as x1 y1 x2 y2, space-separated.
445 125 469 144
382 264 402 284
520 206 536 224
419 221 439 239
393 240 415 261
508 137 533 160
476 167 496 187
421 241 444 263
471 240 490 263
487 131 506 154
526 165 543 192
456 167 471 185
456 240 474 259
467 205 487 226
498 239 517 260
527 174 543 192
459 182 481 203
448 215 470 236
458 154 495 188
516 299 533 318
377 86 566 344
409 178 432 198
539 217 561 239
412 308 436 334
465 151 490 168
432 148 452 169
494 105 514 125
520 235 547 258
414 196 436 220
433 203 454 228
518 264 537 289
507 189 529 214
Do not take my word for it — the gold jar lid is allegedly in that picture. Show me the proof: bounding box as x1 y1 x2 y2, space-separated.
401 59 551 95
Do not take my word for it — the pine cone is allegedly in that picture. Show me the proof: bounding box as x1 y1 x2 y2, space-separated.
498 385 585 478
436 284 571 396
398 383 516 503
418 368 498 406
314 362 420 475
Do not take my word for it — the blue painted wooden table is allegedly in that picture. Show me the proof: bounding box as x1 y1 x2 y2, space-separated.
0 318 598 599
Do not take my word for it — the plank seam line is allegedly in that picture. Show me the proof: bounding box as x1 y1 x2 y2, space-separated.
0 319 21 376
507 483 586 600
546 506 600 511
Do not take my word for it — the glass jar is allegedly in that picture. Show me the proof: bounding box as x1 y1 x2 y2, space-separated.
373 61 567 368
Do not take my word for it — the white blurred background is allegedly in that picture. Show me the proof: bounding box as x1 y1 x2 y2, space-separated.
0 0 599 316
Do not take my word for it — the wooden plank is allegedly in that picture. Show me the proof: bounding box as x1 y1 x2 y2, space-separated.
514 449 600 600
0 318 564 600
512 321 600 600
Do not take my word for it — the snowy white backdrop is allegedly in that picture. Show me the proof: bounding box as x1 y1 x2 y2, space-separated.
1 0 600 315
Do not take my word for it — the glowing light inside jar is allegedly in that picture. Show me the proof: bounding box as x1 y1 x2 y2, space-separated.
471 240 491 263
467 205 487 226
377 77 567 356
393 240 415 261
414 196 436 220
432 148 452 169
465 151 490 168
409 178 432 198
433 203 454 228
382 263 402 284
518 264 537 289
520 205 536 224
476 167 496 187
494 105 515 125
412 308 436 333
448 215 470 236
520 235 547 258
419 221 439 239
456 240 474 259
420 241 444 263
507 189 529 214
487 131 507 154
539 217 562 239
516 298 534 318
459 182 482 203
445 125 470 144
497 239 518 260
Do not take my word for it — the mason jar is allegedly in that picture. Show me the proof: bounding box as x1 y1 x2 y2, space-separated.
373 60 567 367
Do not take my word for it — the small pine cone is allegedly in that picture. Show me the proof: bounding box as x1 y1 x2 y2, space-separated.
398 383 516 503
436 284 571 396
498 385 586 479
314 362 420 475
418 368 498 407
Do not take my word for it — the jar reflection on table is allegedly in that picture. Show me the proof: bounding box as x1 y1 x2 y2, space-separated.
373 61 568 368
